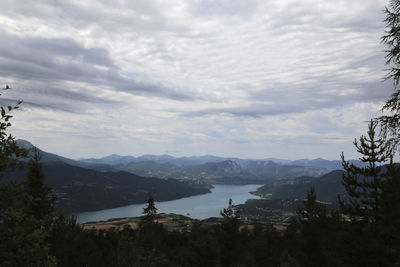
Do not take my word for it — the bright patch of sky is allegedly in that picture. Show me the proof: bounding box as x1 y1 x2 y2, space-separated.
0 0 393 160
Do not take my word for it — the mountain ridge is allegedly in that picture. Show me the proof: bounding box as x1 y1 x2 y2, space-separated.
2 160 212 213
79 152 365 171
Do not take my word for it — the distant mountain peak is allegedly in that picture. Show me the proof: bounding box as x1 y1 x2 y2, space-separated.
16 139 35 149
103 154 129 159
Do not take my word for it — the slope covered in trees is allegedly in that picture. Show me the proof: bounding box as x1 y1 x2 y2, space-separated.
2 161 211 213
253 170 345 204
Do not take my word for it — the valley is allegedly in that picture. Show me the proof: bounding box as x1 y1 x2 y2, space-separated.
5 140 353 221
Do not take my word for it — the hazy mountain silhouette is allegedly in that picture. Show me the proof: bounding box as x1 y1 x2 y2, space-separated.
114 159 329 183
80 152 365 171
16 139 118 172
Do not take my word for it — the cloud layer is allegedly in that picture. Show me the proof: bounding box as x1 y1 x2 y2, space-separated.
0 0 393 160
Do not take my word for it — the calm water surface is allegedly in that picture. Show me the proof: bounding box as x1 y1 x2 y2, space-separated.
76 184 262 223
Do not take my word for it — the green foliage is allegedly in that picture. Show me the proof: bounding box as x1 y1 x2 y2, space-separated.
0 86 56 266
0 86 28 174
340 120 391 222
26 148 56 221
297 187 328 222
142 195 157 224
379 163 400 263
382 0 400 87
0 180 56 267
218 199 242 267
379 0 400 151
296 188 345 267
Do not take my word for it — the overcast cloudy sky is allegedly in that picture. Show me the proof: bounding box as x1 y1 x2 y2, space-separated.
0 0 394 160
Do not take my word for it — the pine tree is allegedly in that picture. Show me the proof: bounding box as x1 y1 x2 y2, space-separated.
26 148 56 221
297 187 328 222
378 0 400 150
340 120 391 222
219 198 241 267
382 0 400 86
0 86 56 266
142 196 157 224
379 162 400 263
296 187 344 266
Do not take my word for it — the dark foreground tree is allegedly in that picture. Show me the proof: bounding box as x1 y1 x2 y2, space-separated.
296 187 343 267
142 195 157 224
26 148 56 221
0 86 56 266
218 199 242 267
379 164 400 265
0 86 28 173
340 120 391 222
339 120 399 266
379 0 400 151
219 198 241 250
382 0 400 86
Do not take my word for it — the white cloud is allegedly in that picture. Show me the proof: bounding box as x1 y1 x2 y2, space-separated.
0 0 394 160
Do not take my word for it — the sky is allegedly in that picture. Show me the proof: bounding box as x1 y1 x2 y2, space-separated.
0 0 394 160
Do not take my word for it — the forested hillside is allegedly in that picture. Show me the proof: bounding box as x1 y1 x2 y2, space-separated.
2 161 211 213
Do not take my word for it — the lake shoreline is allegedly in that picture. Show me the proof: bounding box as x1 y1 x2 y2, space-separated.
81 212 288 232
68 187 213 216
76 184 263 224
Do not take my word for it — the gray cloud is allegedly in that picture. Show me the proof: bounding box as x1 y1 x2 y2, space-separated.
265 1 384 32
178 79 392 118
0 0 393 160
191 0 259 19
0 30 201 112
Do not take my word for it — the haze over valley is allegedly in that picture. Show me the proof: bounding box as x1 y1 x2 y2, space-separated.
0 139 359 218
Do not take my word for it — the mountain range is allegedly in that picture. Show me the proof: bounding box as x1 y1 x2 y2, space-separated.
17 140 347 183
78 151 368 184
108 159 329 184
3 140 212 213
80 153 366 171
4 140 366 214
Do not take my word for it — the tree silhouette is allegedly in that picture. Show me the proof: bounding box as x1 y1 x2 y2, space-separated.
0 85 28 173
142 196 157 224
0 86 56 266
379 0 400 151
26 148 56 221
340 120 391 222
219 198 241 267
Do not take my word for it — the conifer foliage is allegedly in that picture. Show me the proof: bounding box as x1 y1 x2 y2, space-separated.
379 0 400 151
297 187 328 222
26 148 56 221
0 87 56 266
142 195 157 224
340 120 391 222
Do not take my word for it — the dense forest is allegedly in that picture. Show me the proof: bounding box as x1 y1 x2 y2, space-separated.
1 1 400 266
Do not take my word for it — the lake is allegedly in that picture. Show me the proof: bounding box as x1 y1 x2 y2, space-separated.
76 184 262 223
